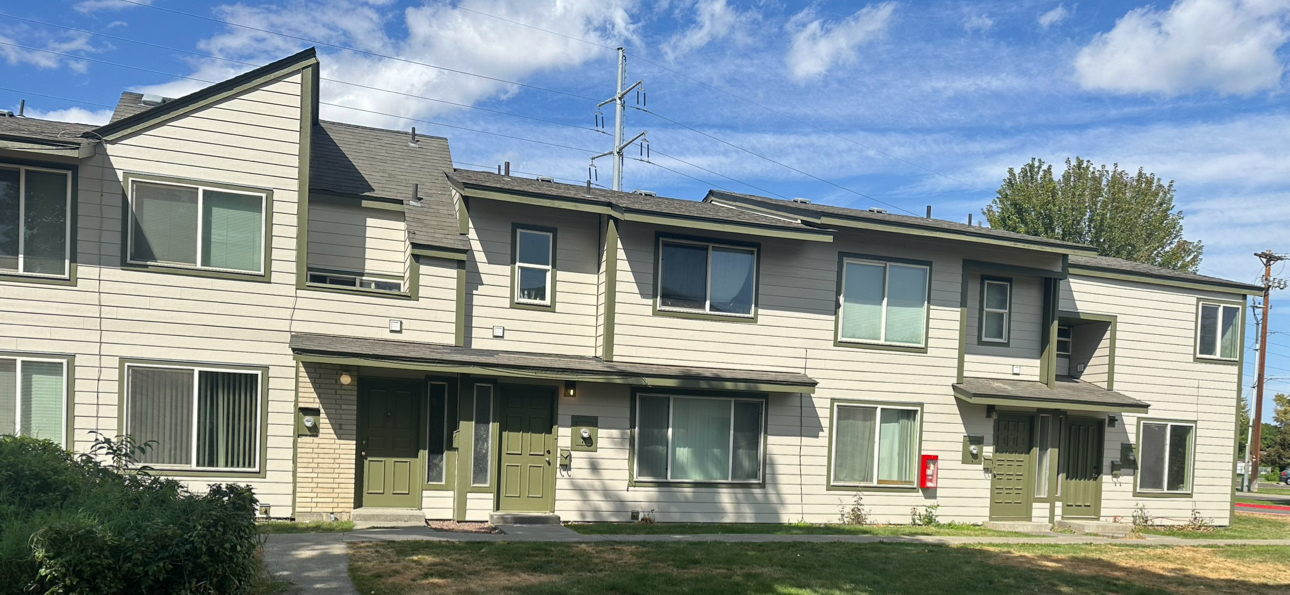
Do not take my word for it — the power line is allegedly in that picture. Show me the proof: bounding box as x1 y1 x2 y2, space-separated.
0 87 115 110
109 0 600 102
425 0 617 51
648 148 788 200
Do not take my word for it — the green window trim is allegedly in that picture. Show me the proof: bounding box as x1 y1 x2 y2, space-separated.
1134 417 1197 497
628 389 769 488
120 172 273 282
978 276 1013 346
834 253 932 353
0 161 76 283
653 233 760 323
0 351 74 448
1194 299 1242 364
117 358 269 479
511 224 557 311
825 399 924 491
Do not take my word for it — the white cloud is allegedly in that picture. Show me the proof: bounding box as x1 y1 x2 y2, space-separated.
785 2 897 82
22 107 113 125
0 30 99 73
74 0 153 14
963 14 994 33
663 0 757 61
1074 0 1290 95
1038 4 1071 28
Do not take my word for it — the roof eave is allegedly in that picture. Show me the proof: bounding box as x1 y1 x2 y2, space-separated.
1069 263 1262 296
951 383 1150 414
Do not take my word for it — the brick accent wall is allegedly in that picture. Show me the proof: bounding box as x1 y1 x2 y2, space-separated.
295 362 358 521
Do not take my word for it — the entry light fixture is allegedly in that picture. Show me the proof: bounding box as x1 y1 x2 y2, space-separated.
339 371 353 386
564 381 577 398
1107 415 1118 428
985 405 997 419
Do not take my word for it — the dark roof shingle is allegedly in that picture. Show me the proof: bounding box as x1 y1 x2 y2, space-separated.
109 92 155 123
956 376 1150 411
0 116 97 146
1069 254 1260 292
311 120 466 252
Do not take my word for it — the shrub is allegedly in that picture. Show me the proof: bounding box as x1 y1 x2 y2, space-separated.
910 504 940 526
837 492 870 525
0 434 261 595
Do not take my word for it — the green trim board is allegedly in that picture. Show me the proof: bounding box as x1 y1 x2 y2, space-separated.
118 171 274 283
1192 297 1244 365
453 191 471 235
454 260 467 347
452 374 473 520
0 158 78 287
823 398 925 492
411 245 468 261
509 223 558 312
622 210 831 243
295 62 317 289
115 357 271 479
1069 264 1261 296
1057 311 1118 390
94 48 319 141
601 217 619 362
1040 278 1060 389
833 252 933 354
1132 417 1199 498
977 275 1013 347
651 232 762 324
950 384 1150 414
626 387 770 488
293 353 815 394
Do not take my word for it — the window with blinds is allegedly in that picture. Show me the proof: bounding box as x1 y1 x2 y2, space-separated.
634 394 764 483
0 165 71 278
128 180 265 274
125 364 261 472
830 402 920 487
838 257 930 347
0 357 67 445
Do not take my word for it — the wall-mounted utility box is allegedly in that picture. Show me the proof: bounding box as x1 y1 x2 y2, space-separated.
982 454 993 471
571 415 598 452
962 435 984 465
558 448 572 470
297 407 320 437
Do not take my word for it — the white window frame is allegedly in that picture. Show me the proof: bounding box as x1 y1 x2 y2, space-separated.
837 258 931 348
127 178 267 275
633 393 765 484
829 401 922 488
656 238 758 318
514 228 554 306
1056 325 1072 356
307 270 403 292
1195 302 1240 361
424 380 450 485
0 164 72 279
1136 420 1197 494
2 355 69 446
122 362 263 473
981 279 1011 343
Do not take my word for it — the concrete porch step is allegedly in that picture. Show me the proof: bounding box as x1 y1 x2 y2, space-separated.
1055 520 1133 536
351 508 425 529
489 512 561 525
983 521 1053 533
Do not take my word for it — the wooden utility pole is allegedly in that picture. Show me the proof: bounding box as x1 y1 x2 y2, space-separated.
1252 250 1286 491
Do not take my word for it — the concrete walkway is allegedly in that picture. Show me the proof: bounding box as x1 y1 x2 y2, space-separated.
263 525 1290 593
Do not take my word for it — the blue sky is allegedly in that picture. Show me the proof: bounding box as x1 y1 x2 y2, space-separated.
3 0 1290 416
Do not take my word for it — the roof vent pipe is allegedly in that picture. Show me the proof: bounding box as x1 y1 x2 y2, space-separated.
409 127 418 148
504 161 510 176
926 205 932 218
18 100 24 117
968 213 973 225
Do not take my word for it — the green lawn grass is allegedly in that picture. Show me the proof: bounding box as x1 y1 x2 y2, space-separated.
564 521 1025 537
1142 512 1290 540
348 541 1290 595
257 520 355 534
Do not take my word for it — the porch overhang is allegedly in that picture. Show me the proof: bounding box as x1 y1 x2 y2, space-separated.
289 333 816 394
952 377 1150 414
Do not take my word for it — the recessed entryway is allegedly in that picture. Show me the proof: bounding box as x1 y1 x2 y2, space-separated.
356 379 423 509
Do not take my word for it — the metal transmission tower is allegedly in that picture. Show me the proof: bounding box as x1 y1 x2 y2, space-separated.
590 47 647 191
1251 250 1287 492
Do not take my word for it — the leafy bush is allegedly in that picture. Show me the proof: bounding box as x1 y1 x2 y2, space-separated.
909 504 940 527
0 434 261 595
837 492 870 525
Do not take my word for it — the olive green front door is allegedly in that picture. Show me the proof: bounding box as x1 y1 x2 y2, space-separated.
356 381 422 509
1062 418 1104 519
497 386 556 512
990 414 1034 521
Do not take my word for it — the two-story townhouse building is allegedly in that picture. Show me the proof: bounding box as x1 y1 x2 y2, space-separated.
0 48 1256 528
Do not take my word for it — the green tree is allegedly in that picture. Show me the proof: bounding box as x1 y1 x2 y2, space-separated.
1264 395 1290 472
983 157 1203 272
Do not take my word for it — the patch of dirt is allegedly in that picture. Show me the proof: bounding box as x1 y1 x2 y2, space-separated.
426 520 500 534
984 545 1290 595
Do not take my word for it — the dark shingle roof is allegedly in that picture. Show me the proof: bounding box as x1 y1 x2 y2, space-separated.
109 92 155 123
706 190 1094 252
1069 255 1260 292
956 377 1150 411
311 120 467 252
290 333 817 390
0 116 97 146
449 169 820 232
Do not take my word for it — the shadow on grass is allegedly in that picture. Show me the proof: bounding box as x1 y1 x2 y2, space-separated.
349 541 1290 595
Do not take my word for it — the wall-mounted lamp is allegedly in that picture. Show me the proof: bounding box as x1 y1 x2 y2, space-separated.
986 405 997 419
1107 415 1118 428
564 380 577 398
339 371 353 386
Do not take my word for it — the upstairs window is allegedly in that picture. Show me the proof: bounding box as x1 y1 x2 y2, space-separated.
129 180 266 275
1056 325 1072 356
307 270 402 292
980 278 1011 343
0 165 71 278
1138 421 1195 493
514 227 554 306
1196 302 1239 361
838 257 930 347
658 238 757 317
0 356 67 446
